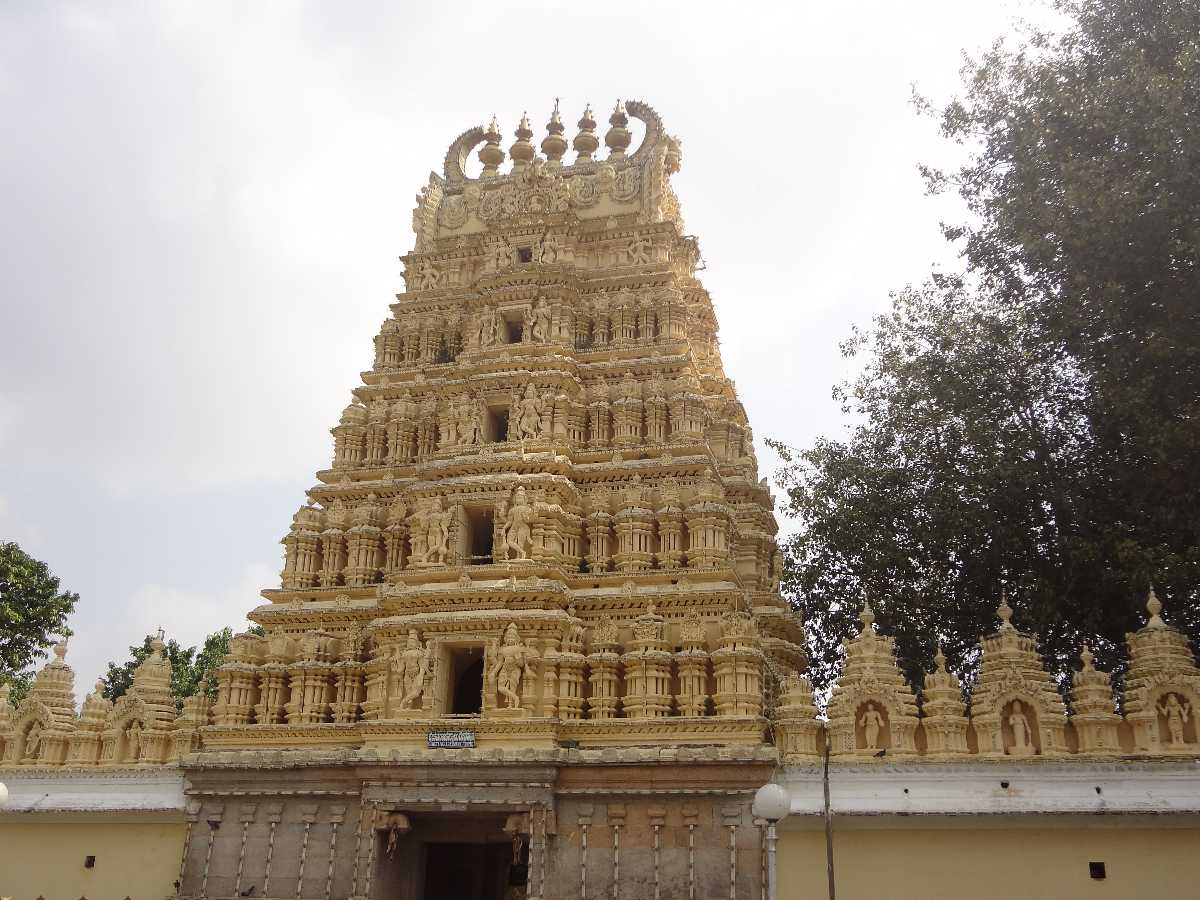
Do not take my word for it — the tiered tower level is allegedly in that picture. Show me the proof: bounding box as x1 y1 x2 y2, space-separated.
225 99 804 753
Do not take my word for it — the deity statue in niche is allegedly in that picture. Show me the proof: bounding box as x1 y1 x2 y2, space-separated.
424 497 452 564
479 307 499 348
502 486 536 560
396 630 434 709
1006 700 1035 756
522 306 534 342
627 234 653 265
859 702 885 750
1158 693 1192 746
488 623 538 709
513 384 543 439
456 395 481 446
23 721 42 761
531 300 551 342
126 719 143 761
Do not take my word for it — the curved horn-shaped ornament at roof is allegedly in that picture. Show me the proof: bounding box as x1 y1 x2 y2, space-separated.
443 125 487 183
624 99 666 166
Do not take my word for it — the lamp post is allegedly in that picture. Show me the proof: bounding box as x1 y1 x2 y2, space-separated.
0 781 8 808
752 782 791 900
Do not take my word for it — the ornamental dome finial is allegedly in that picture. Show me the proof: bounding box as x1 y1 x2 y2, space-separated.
510 112 535 171
479 116 505 178
997 588 1014 629
605 100 632 160
573 104 599 162
1146 584 1165 627
541 98 567 164
858 596 875 633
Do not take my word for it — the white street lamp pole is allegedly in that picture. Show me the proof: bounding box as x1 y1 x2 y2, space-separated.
752 783 791 900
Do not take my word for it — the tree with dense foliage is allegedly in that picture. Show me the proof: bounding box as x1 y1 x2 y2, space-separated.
0 542 77 705
774 0 1200 696
102 626 260 709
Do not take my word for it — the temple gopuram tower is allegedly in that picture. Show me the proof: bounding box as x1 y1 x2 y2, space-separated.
180 100 806 900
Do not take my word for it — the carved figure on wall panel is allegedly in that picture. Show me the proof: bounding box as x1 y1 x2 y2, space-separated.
23 721 42 761
488 623 538 709
1006 700 1036 756
503 486 536 560
531 300 551 342
125 719 143 761
513 384 543 439
397 630 434 709
457 395 482 446
859 703 885 750
425 497 452 564
1158 693 1192 746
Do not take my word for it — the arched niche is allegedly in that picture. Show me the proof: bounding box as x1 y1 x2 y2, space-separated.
854 700 891 751
1154 688 1198 748
1000 696 1041 756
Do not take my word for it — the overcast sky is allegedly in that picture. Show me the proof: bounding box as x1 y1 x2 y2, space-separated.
0 1 1050 695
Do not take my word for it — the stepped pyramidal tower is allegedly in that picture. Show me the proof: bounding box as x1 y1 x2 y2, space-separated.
180 100 805 899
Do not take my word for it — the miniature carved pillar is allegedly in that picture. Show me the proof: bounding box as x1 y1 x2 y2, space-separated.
711 613 764 717
613 479 655 573
557 613 588 721
319 520 347 586
675 616 711 717
586 621 622 720
685 472 732 569
587 398 611 449
621 606 673 718
585 499 613 574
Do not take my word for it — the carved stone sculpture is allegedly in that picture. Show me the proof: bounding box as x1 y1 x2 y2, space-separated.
488 623 538 710
396 630 434 710
502 486 535 560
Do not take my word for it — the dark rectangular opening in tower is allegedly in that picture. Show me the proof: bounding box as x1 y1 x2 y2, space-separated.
464 507 494 565
448 646 485 715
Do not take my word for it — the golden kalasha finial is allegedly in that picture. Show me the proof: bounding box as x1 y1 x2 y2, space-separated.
1080 644 1095 670
542 99 568 164
858 595 875 633
997 588 1014 629
573 103 599 162
479 116 505 178
1146 584 1165 628
510 112 535 171
934 643 947 672
605 99 632 160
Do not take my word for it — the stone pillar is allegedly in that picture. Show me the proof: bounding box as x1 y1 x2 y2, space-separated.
711 612 764 717
586 619 623 720
675 614 710 717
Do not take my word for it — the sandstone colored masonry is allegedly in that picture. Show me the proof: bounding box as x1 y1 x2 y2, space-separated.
2 100 1199 900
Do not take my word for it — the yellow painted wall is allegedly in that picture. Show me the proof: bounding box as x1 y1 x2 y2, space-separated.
0 818 185 900
778 820 1200 900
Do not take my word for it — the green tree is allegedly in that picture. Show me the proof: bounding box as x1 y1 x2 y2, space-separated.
0 542 77 705
775 0 1200 695
102 626 261 709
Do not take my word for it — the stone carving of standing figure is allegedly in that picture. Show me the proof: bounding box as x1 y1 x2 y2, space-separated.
1007 700 1034 755
424 497 452 564
1158 693 1191 746
456 395 480 446
859 702 884 750
503 486 536 560
126 720 143 761
487 623 538 709
23 721 42 761
513 385 543 439
531 300 551 342
397 630 434 709
479 307 498 348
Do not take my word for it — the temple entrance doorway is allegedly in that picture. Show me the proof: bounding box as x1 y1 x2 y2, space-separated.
375 812 529 900
423 842 511 900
